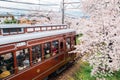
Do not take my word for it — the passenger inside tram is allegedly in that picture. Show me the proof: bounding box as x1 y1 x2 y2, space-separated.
0 66 10 79
52 40 59 56
17 52 25 68
32 45 42 64
16 49 30 70
44 50 51 59
52 45 57 56
36 56 41 62
44 43 51 59
23 58 30 67
66 38 71 49
0 53 14 78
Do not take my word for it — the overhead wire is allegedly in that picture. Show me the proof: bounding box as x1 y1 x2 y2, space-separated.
0 0 59 6
0 0 60 15
0 6 49 12
0 0 82 18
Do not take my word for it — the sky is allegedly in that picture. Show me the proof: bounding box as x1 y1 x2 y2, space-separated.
0 0 84 17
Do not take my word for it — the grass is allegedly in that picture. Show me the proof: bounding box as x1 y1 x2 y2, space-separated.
105 70 120 80
74 61 96 80
74 61 120 80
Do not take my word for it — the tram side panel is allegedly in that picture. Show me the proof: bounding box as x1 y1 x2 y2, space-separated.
8 53 65 80
0 32 76 80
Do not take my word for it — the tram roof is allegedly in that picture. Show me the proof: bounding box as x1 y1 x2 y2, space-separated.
0 29 75 45
0 24 67 28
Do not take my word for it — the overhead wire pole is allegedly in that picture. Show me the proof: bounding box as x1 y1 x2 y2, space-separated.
62 0 64 24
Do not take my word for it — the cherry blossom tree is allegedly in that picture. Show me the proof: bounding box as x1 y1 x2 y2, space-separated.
71 0 120 79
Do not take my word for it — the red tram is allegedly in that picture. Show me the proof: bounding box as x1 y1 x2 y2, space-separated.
0 24 76 80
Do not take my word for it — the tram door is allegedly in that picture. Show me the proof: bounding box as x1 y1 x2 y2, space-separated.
66 37 71 54
60 38 65 60
69 36 76 60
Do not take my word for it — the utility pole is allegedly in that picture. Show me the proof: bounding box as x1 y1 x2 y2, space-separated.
62 0 64 24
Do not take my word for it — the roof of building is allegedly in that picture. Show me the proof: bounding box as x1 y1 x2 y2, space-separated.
0 13 13 17
0 29 75 45
0 24 67 28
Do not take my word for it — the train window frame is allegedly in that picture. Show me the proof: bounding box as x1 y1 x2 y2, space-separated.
44 42 51 59
52 40 59 56
0 52 14 79
16 48 30 71
2 28 23 35
32 44 42 64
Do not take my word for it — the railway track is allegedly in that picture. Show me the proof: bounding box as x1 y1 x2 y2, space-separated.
48 54 84 80
49 62 75 80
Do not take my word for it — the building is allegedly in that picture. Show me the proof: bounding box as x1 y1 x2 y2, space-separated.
0 13 14 24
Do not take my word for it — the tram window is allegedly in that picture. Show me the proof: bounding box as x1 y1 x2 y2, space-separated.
52 40 59 56
32 45 42 64
0 53 14 79
66 38 71 49
16 48 30 71
3 28 22 34
44 42 51 59
2 29 9 33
